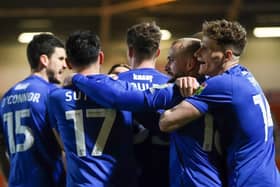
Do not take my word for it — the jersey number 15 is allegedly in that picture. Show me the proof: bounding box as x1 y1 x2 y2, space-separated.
3 109 34 154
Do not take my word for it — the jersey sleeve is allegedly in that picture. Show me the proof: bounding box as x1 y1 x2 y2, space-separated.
186 75 233 114
72 74 183 111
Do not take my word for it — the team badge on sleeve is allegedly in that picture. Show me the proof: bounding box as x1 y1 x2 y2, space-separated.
194 82 207 95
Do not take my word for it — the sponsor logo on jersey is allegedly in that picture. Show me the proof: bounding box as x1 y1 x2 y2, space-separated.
14 83 30 90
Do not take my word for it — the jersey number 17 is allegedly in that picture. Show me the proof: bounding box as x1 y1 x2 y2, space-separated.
66 109 116 157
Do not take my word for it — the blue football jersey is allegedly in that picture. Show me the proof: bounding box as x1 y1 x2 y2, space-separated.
118 68 169 133
169 116 226 187
0 75 65 187
118 68 169 91
119 68 170 187
186 64 280 187
168 78 226 187
47 77 137 187
72 74 177 111
72 74 227 186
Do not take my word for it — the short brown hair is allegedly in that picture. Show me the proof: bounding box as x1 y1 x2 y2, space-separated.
202 19 247 56
126 22 161 61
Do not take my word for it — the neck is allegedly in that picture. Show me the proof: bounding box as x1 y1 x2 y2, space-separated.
74 63 100 76
223 58 239 72
32 69 49 82
131 58 156 69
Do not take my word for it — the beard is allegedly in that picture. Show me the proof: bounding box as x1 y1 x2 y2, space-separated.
47 69 61 84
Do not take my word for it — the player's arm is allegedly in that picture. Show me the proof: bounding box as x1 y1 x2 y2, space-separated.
47 94 67 171
73 74 146 110
52 128 67 171
159 76 203 132
159 100 202 132
72 74 180 111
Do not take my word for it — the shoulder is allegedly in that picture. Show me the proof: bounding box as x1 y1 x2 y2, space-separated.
2 76 51 99
48 86 71 102
206 66 254 93
202 74 232 93
155 71 169 79
49 86 62 95
206 73 232 83
190 74 234 103
118 70 135 78
22 76 55 94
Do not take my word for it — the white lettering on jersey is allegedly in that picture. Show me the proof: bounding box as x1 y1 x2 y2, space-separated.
3 109 34 154
65 109 116 156
132 73 153 83
2 92 41 106
65 91 87 102
130 82 162 91
253 94 274 142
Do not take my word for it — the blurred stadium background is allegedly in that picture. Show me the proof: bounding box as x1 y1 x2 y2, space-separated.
0 0 279 186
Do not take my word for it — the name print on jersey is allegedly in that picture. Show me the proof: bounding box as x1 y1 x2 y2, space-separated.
1 92 41 107
65 90 87 101
133 73 153 82
130 73 163 91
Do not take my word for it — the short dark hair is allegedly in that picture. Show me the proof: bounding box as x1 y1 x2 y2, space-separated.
202 19 247 56
66 30 101 67
126 22 161 61
27 33 64 69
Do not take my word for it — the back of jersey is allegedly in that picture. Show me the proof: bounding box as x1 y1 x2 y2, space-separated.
48 83 137 187
0 75 65 187
119 68 169 187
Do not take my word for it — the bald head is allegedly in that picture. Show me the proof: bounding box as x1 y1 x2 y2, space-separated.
166 38 201 79
171 38 201 58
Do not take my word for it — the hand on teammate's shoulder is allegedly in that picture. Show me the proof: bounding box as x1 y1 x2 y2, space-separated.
175 76 200 97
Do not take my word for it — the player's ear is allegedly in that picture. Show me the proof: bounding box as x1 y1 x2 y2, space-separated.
155 48 160 58
128 47 134 58
39 54 49 67
224 49 234 62
99 51 104 65
188 57 195 69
